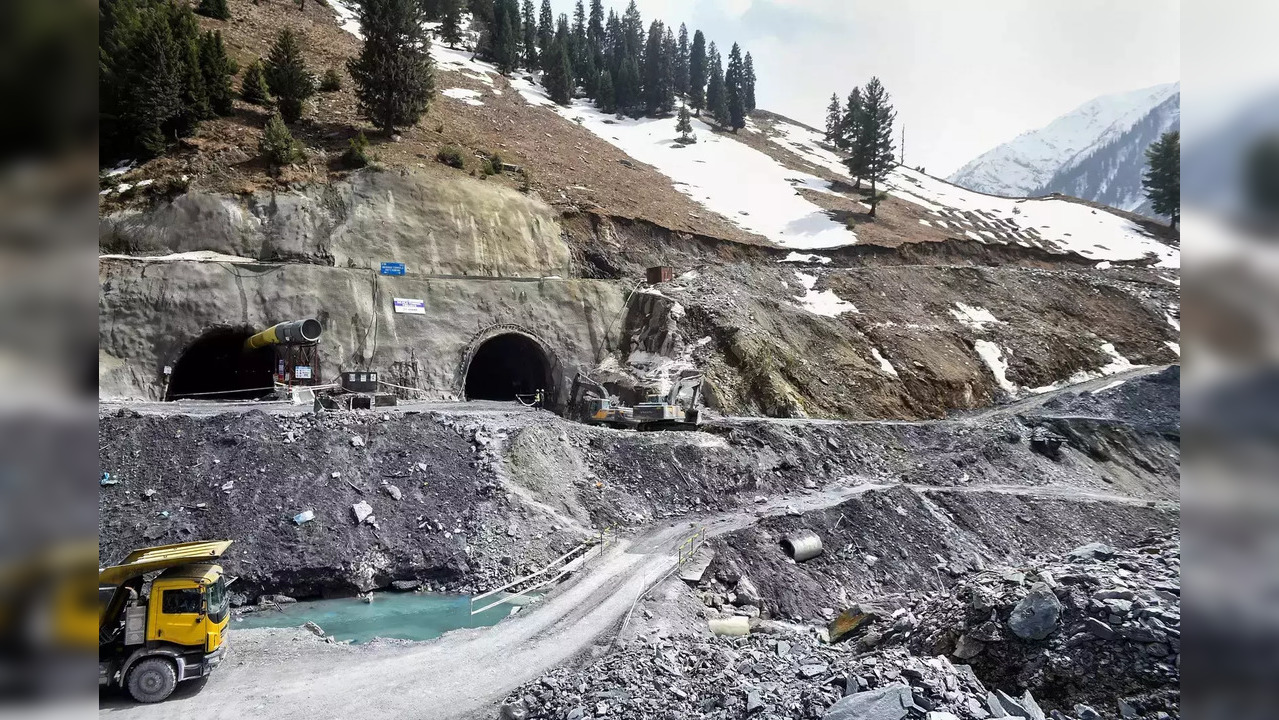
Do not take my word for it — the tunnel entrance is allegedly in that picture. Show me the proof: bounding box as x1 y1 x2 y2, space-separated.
463 332 552 402
166 327 275 401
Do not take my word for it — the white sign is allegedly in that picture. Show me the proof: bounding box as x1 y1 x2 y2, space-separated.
393 298 426 315
294 365 312 379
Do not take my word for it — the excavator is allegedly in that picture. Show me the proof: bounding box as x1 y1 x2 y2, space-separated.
98 540 232 703
569 369 704 431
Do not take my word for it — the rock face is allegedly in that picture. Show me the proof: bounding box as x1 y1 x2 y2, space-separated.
101 169 572 277
1007 584 1063 640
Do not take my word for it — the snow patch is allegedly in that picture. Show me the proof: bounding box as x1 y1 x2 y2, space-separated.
793 272 858 317
509 81 856 249
1096 261 1113 269
871 348 898 377
324 0 362 38
1165 311 1180 331
100 250 256 264
1095 379 1127 393
1027 341 1145 393
677 270 699 281
949 303 999 330
780 252 832 264
1165 341 1180 356
885 167 1179 267
442 87 484 106
974 340 1018 396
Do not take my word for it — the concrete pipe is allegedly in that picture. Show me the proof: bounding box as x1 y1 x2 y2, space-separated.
244 319 322 350
781 530 823 562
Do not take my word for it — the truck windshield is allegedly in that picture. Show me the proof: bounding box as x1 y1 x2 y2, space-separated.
206 576 228 623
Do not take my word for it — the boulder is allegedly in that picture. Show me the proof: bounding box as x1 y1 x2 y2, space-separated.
1008 583 1062 640
952 634 985 659
733 577 762 607
351 501 374 525
823 683 915 720
301 621 325 638
390 580 422 592
382 483 402 501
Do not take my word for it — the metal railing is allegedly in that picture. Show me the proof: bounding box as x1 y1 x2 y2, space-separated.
469 527 614 616
677 527 708 566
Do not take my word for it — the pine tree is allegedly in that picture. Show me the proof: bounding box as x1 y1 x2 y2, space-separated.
266 27 315 123
520 0 538 69
617 56 640 114
347 0 435 135
596 69 615 112
260 111 302 168
537 0 553 57
587 0 605 69
675 101 694 143
572 1 588 81
112 2 184 158
173 9 210 134
661 26 676 112
688 30 706 115
1142 130 1180 229
856 76 896 217
198 30 235 116
197 0 231 21
544 37 573 105
842 87 864 187
824 93 841 143
675 24 690 99
490 0 520 74
743 51 756 113
440 0 464 47
241 59 272 105
725 42 745 131
705 43 727 126
642 21 666 116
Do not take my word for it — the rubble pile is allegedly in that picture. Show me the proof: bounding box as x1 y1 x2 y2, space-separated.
888 531 1181 718
500 631 1053 720
501 533 1179 720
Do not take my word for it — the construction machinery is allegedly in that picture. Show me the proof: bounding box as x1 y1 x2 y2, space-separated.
98 541 232 703
569 369 704 431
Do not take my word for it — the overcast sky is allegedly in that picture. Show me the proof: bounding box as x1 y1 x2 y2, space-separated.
556 0 1180 176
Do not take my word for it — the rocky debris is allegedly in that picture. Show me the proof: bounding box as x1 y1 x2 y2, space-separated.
390 580 422 592
382 483 403 501
504 638 1012 720
889 532 1180 718
504 532 1178 720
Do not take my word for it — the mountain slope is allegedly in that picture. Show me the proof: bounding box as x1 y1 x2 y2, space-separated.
949 83 1180 200
1034 91 1180 214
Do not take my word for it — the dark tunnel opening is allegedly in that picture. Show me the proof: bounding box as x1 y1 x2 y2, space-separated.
166 327 275 401
464 333 551 402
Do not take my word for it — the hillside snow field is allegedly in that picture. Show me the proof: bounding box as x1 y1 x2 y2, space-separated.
885 168 1179 267
949 83 1180 199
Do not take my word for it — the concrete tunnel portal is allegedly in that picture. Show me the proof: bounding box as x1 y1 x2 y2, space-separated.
462 331 555 403
165 326 275 401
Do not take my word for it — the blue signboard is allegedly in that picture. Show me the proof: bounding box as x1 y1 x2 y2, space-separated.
380 262 406 276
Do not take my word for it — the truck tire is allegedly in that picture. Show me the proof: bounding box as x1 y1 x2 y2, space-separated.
126 657 177 703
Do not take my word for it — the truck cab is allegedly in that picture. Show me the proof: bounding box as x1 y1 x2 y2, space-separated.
99 541 232 703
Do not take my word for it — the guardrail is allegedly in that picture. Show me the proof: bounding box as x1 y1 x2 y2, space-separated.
613 526 708 646
677 527 707 566
469 526 614 616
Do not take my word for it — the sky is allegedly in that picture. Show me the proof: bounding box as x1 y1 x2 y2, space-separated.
547 0 1180 176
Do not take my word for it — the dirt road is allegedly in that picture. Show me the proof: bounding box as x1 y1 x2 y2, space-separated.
98 479 1148 720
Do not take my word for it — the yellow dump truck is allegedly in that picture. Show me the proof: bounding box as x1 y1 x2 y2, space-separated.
98 541 232 703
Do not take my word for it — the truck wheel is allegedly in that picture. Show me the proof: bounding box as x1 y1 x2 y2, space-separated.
127 657 177 703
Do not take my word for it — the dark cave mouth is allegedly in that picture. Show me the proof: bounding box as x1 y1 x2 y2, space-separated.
463 333 552 402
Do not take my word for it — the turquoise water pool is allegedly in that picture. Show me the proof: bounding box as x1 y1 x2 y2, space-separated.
234 592 514 643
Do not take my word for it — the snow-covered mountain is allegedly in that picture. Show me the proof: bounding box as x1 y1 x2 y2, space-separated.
949 83 1180 207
